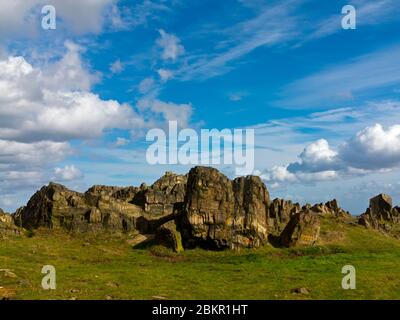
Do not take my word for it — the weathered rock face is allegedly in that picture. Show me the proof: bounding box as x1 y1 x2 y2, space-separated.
268 199 301 236
183 167 269 249
14 183 144 232
310 199 351 218
142 172 187 217
0 209 21 237
279 209 321 247
358 194 400 231
13 172 187 235
85 185 140 203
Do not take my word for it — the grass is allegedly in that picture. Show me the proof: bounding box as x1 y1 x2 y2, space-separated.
1 217 400 300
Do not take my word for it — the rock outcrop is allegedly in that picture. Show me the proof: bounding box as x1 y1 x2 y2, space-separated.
183 167 269 249
279 209 321 247
10 166 400 250
12 171 188 245
310 199 351 218
268 199 301 236
141 172 187 217
358 194 400 232
0 209 21 237
14 183 144 232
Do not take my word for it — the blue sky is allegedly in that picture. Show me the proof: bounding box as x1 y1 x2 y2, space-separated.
1 0 400 214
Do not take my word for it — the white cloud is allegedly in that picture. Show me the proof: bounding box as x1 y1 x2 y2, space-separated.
5 171 43 181
288 139 339 173
43 41 99 92
138 77 156 94
0 44 144 143
109 4 126 30
137 98 193 128
261 165 296 183
262 123 400 186
0 139 71 201
341 124 400 170
109 59 124 74
0 140 70 170
0 0 39 39
157 68 173 82
157 29 185 61
54 165 83 181
126 0 171 29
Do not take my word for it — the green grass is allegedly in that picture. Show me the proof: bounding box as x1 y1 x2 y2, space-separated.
1 217 400 300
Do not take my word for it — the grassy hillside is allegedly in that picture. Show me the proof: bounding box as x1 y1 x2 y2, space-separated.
1 216 399 300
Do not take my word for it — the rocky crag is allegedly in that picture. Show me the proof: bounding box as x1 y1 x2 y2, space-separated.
1 166 399 250
358 194 400 236
0 209 21 238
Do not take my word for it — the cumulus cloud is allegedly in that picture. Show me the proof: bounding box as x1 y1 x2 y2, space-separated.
341 123 400 170
54 165 83 181
42 41 99 92
288 139 340 173
0 43 144 143
263 123 400 186
156 29 185 61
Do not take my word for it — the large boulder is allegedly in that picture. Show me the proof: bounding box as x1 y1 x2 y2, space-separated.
155 220 184 253
358 194 400 231
182 167 269 249
279 209 321 247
